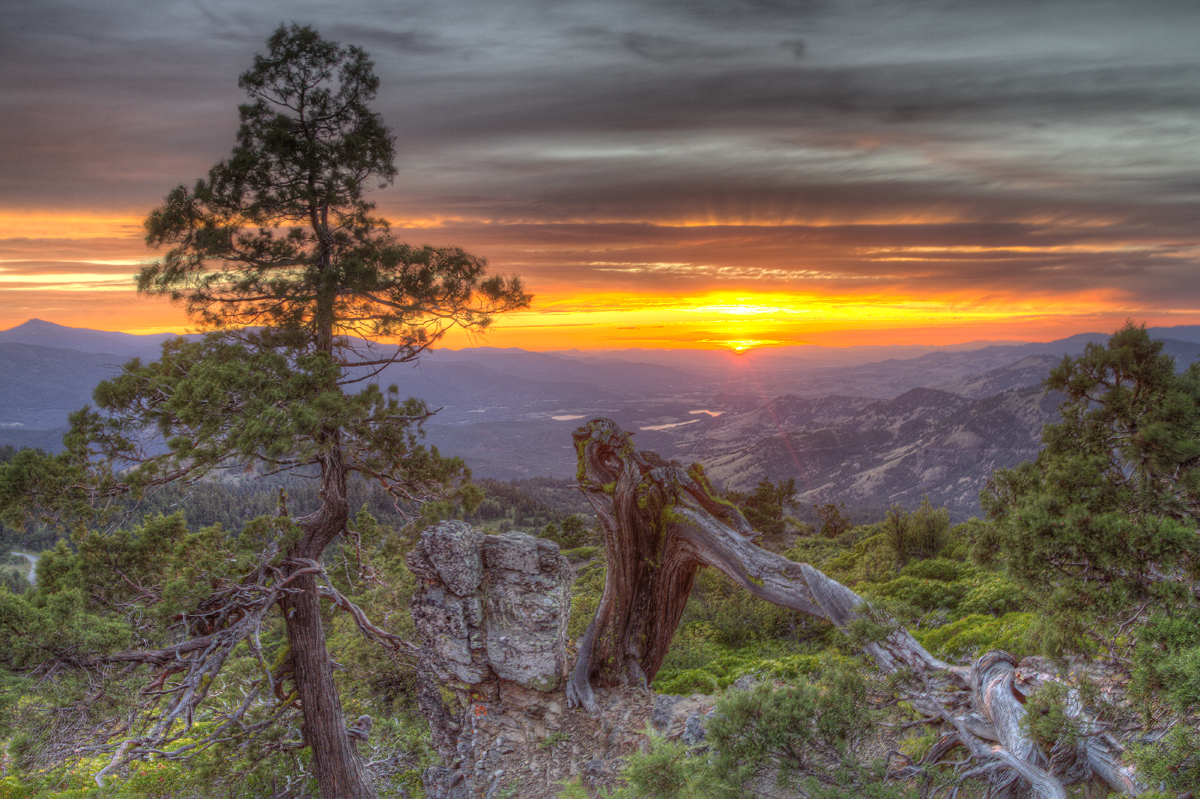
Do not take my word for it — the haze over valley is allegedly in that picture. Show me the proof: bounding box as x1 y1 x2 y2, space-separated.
6 318 1199 520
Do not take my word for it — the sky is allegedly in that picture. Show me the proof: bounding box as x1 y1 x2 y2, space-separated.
1 0 1198 351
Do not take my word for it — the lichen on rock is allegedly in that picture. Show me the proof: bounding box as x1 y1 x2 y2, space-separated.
408 521 576 797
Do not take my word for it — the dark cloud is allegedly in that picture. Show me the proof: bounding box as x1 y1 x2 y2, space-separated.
781 39 807 60
659 0 825 24
329 25 454 56
1 0 1198 327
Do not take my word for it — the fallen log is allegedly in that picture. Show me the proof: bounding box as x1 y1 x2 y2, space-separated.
565 418 1145 798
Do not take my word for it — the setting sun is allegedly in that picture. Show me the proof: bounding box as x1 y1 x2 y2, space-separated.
727 340 766 353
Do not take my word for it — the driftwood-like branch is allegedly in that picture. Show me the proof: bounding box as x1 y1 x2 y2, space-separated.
567 418 1146 798
29 542 420 788
26 529 302 777
315 575 418 658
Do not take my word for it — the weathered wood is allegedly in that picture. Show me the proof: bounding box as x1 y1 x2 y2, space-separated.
566 418 949 710
567 418 1145 798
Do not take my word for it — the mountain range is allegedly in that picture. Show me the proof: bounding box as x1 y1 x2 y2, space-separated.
3 318 1199 520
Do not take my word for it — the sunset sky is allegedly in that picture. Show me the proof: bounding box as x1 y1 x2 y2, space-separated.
2 0 1198 351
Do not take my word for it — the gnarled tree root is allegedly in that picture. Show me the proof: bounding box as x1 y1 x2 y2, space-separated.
566 418 1146 798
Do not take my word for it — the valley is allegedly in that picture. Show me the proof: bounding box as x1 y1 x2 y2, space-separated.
3 318 1200 521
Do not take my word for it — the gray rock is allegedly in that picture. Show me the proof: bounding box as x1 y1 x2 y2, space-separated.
482 531 561 574
682 712 706 745
422 766 470 799
422 521 484 596
651 694 686 732
410 522 577 793
409 523 573 694
731 673 759 692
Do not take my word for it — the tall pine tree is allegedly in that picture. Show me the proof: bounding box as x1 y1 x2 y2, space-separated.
983 322 1200 654
2 24 528 799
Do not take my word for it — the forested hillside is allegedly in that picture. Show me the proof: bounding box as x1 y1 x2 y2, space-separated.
7 320 1198 521
1 323 1199 798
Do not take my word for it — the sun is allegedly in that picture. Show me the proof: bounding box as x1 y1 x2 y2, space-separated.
727 339 766 354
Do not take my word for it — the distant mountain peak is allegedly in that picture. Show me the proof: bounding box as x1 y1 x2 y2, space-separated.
4 318 64 332
0 319 184 357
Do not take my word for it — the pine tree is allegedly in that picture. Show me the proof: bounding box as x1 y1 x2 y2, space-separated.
1 24 527 799
983 322 1200 653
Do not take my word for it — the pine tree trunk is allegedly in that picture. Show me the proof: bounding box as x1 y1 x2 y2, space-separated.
282 436 378 799
282 573 376 799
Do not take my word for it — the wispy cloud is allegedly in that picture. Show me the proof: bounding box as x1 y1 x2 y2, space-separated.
1 0 1197 343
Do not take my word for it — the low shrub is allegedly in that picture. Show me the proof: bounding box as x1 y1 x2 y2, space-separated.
915 612 1035 660
866 575 969 615
1129 725 1200 796
742 653 825 682
681 570 797 649
567 558 605 640
560 545 600 564
783 536 845 571
957 572 1029 616
822 533 894 586
897 558 969 583
704 662 914 799
654 668 721 696
1131 610 1200 715
619 733 709 799
1020 681 1083 752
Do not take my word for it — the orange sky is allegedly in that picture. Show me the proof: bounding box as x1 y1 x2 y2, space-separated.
3 2 1199 352
2 207 1197 352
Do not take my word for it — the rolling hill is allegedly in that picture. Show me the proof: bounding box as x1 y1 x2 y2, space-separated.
2 319 1197 520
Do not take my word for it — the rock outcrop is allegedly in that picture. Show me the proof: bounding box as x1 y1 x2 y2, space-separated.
408 522 575 798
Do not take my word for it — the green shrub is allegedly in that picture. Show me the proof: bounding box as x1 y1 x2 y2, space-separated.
560 545 601 563
680 570 796 649
823 533 894 586
1022 589 1101 662
658 623 721 675
958 572 1029 616
1130 725 1200 795
655 634 833 694
740 653 824 682
899 725 939 763
619 733 711 799
568 559 605 640
708 679 852 790
553 778 594 799
703 662 912 799
866 575 969 615
1020 681 1082 752
882 500 950 567
654 668 721 696
783 536 845 570
1131 610 1200 714
0 778 37 799
814 502 853 539
540 516 595 549
897 558 968 583
915 612 1035 660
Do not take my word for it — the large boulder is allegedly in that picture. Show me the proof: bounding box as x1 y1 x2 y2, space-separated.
407 522 575 798
408 522 573 694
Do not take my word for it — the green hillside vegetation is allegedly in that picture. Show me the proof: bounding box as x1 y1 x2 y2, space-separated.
0 23 1193 793
0 511 433 798
0 553 29 596
563 322 1200 799
3 323 1200 797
